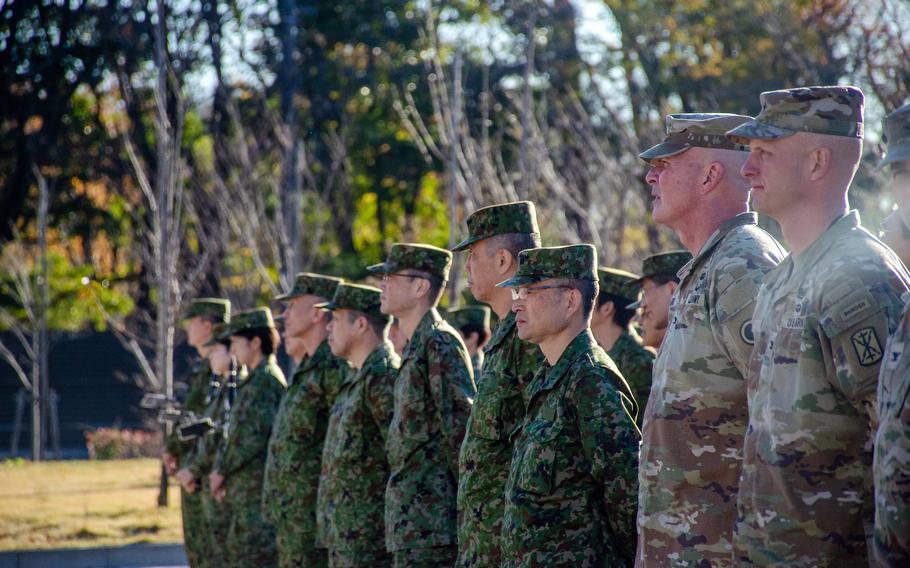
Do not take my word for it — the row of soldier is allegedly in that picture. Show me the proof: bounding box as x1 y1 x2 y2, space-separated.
161 85 910 568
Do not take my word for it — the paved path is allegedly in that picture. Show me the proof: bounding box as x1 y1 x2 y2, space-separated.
0 543 186 568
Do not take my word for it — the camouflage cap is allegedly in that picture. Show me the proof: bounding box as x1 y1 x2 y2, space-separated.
445 305 491 330
314 283 387 321
367 243 453 280
496 244 598 287
597 267 641 305
275 272 344 301
639 113 752 163
228 307 276 334
879 103 910 169
182 298 231 324
726 85 865 145
636 250 693 282
451 201 540 251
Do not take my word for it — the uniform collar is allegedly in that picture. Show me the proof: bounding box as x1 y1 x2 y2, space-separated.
677 212 757 281
527 329 597 401
401 308 443 362
342 341 393 389
763 210 861 291
483 311 516 354
300 339 333 374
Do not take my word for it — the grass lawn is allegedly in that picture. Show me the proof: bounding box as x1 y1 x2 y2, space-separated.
0 458 183 551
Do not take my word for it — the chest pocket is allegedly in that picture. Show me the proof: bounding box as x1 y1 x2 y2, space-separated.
671 281 709 331
468 367 514 440
513 414 562 495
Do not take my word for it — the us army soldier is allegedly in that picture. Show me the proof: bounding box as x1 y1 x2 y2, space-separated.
727 86 910 566
635 114 785 567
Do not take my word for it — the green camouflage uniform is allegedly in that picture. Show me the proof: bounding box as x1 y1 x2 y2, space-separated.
214 309 287 568
367 244 476 565
263 273 347 568
314 283 398 567
872 102 910 567
726 83 909 568
172 298 230 568
451 201 545 567
498 245 640 566
456 311 542 567
636 213 784 565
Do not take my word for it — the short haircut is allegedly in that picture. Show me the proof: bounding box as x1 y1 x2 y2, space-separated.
409 269 446 306
346 310 390 338
485 232 542 260
596 292 636 328
561 278 598 320
234 327 281 356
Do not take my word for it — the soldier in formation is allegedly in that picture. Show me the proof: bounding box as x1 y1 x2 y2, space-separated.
636 113 785 567
164 83 910 568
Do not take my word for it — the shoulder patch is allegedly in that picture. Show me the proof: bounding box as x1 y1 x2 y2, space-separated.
851 327 883 366
740 319 755 345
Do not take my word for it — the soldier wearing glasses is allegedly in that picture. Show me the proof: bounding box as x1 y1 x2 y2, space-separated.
497 244 639 567
370 243 476 567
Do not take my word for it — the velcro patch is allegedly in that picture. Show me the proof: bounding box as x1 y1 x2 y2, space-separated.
740 320 755 345
851 327 883 367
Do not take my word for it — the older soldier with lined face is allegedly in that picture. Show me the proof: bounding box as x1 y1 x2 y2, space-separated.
498 244 640 567
635 114 786 567
371 243 476 567
726 87 910 566
451 201 545 568
873 102 910 567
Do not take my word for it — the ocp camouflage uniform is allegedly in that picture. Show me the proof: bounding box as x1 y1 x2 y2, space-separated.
451 200 545 567
725 86 910 566
215 350 286 568
457 311 543 566
318 340 398 566
262 273 347 568
734 213 908 566
367 243 476 566
498 245 640 567
872 102 910 568
606 330 653 422
635 119 785 565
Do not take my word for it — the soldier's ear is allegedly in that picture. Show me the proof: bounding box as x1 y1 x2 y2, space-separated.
808 145 832 181
496 248 514 274
701 161 724 193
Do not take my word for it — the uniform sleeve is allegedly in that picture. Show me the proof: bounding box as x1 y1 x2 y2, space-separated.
366 366 396 445
574 371 640 562
217 376 283 478
713 268 766 379
819 277 906 425
427 333 475 476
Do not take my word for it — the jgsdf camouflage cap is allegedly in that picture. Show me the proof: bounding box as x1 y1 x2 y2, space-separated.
183 298 231 324
496 244 597 287
597 267 641 305
446 305 491 331
275 272 344 301
367 243 453 280
451 201 540 251
228 307 276 334
879 103 910 169
639 113 752 163
314 283 387 321
637 250 693 281
726 85 865 145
